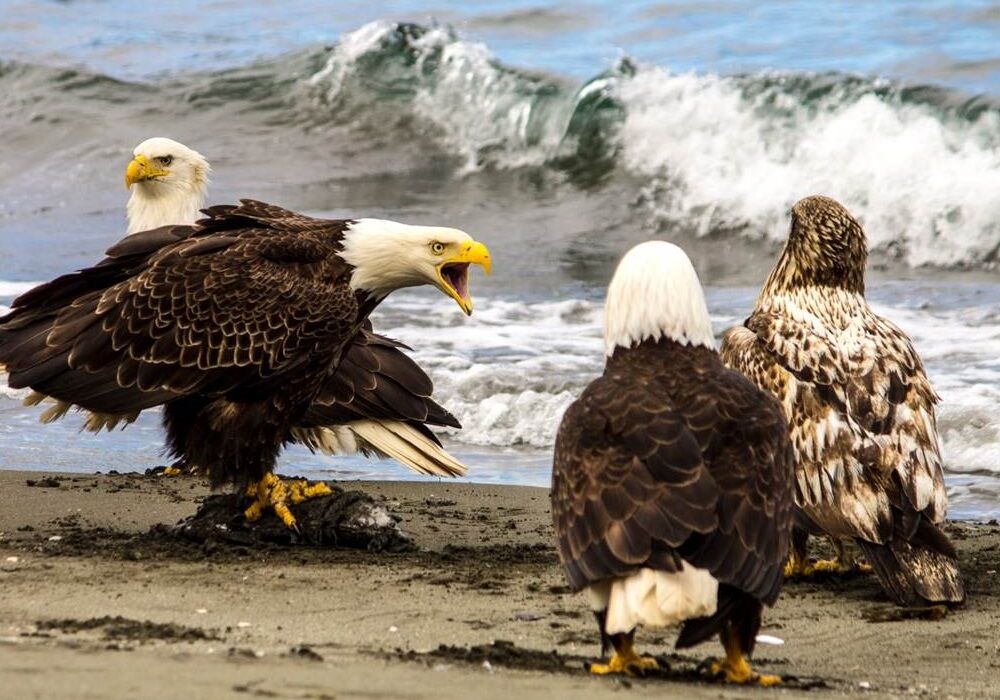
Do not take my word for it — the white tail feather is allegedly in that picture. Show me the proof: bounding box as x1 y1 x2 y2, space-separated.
295 420 467 478
596 565 719 635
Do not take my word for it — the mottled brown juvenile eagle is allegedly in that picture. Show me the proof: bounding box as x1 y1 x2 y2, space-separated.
721 195 964 607
0 200 490 523
552 241 794 685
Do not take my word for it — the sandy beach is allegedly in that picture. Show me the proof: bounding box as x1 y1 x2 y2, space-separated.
0 470 997 699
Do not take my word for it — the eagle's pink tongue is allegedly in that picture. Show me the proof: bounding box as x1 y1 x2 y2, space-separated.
443 263 470 302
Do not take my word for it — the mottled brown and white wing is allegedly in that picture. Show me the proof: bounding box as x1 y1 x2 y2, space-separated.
723 306 947 539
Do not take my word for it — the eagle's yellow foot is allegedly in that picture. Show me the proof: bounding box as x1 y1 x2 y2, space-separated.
785 553 870 579
243 473 332 530
158 461 205 477
709 653 781 686
588 639 659 676
809 558 851 574
783 551 808 578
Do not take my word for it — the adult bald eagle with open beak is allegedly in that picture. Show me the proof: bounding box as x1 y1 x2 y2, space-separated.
0 194 490 525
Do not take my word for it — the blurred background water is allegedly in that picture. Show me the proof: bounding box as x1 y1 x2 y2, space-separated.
1 1 999 519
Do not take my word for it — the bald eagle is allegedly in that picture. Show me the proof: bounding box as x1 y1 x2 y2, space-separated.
126 137 210 234
721 195 964 607
0 200 490 525
551 241 793 685
118 137 469 483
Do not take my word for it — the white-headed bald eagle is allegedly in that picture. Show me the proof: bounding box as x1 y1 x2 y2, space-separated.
551 241 793 684
0 199 490 526
721 195 964 607
119 137 472 487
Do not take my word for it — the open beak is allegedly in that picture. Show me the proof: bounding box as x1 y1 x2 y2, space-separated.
436 240 492 315
125 155 169 189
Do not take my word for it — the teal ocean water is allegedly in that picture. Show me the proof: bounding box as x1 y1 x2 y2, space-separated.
1 2 999 518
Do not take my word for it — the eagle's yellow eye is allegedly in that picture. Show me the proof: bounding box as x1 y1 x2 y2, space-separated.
431 242 445 255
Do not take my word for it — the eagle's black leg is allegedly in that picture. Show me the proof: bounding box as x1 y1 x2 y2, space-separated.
782 523 811 578
710 600 780 686
163 395 332 531
593 608 611 658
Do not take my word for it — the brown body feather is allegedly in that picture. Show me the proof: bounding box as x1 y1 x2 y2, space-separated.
552 338 794 652
721 195 964 606
0 200 457 487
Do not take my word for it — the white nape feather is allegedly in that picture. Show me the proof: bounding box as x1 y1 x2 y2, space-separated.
340 218 472 298
604 240 715 356
126 137 210 234
588 565 719 635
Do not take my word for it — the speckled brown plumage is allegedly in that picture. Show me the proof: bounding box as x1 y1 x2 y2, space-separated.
721 194 964 606
0 200 456 488
552 338 794 651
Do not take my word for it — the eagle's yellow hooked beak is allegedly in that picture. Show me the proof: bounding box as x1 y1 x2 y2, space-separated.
436 241 492 315
125 155 169 189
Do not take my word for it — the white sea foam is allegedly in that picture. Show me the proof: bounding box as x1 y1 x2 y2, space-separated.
872 302 1000 481
372 295 604 447
0 283 997 514
0 281 40 297
617 68 1000 268
370 291 1000 502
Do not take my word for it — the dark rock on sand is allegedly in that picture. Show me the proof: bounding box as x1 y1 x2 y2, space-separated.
173 487 414 552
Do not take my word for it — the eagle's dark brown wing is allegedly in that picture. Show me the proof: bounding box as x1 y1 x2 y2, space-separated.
675 365 795 606
303 326 460 433
0 200 356 414
552 357 793 606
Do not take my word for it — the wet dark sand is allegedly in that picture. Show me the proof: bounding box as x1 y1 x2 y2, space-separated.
1 470 999 699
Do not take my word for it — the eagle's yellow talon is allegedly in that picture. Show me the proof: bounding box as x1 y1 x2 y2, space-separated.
710 656 752 684
588 641 659 676
810 558 849 574
710 629 781 686
288 480 332 504
783 551 808 578
243 473 331 530
162 465 183 477
786 554 870 579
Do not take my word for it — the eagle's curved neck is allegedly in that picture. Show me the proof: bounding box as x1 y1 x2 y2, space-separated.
126 181 206 234
759 242 866 304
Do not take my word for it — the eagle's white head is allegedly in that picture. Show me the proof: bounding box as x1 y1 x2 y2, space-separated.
604 240 715 356
340 219 492 315
125 137 210 234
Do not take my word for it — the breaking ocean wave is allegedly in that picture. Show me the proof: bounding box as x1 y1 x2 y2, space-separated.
302 21 1000 268
5 20 1000 269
